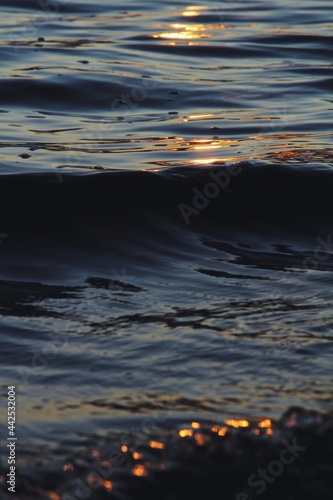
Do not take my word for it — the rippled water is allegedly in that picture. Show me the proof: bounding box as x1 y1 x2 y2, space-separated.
0 0 333 498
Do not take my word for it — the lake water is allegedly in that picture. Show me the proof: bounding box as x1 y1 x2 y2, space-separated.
0 0 332 498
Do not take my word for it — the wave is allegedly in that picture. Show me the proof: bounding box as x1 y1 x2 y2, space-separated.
2 160 333 293
2 161 333 238
3 407 332 499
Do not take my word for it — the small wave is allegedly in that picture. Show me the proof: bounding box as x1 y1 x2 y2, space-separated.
2 407 332 499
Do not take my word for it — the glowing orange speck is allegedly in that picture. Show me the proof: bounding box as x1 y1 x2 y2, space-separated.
48 493 60 500
194 433 205 446
218 427 228 436
149 440 165 449
132 464 147 476
132 451 142 460
92 450 101 458
101 480 112 492
121 445 128 452
225 419 250 428
153 32 209 40
266 427 273 435
179 429 193 437
258 419 272 428
191 422 200 429
182 11 199 16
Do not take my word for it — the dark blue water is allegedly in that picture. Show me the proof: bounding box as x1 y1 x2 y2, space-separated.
0 1 333 498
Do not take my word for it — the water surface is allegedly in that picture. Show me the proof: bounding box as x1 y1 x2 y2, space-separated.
0 0 332 497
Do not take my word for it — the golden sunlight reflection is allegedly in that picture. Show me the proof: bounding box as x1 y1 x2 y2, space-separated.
191 158 227 165
182 5 208 16
194 142 223 150
182 11 200 17
211 425 228 436
153 6 221 41
175 417 277 446
249 133 312 141
149 440 165 449
132 464 147 476
186 114 214 120
190 138 239 162
171 138 238 153
132 451 143 460
179 428 193 437
224 419 250 428
101 480 112 492
153 30 210 40
258 419 272 428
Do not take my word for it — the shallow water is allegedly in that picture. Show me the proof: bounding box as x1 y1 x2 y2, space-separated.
0 0 333 498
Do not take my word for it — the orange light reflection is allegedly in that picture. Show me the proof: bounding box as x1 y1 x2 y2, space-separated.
258 419 272 428
225 419 250 428
153 32 210 40
47 493 60 500
149 440 165 449
101 480 112 492
132 464 147 476
182 11 200 17
194 433 205 446
179 429 193 437
211 425 228 436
